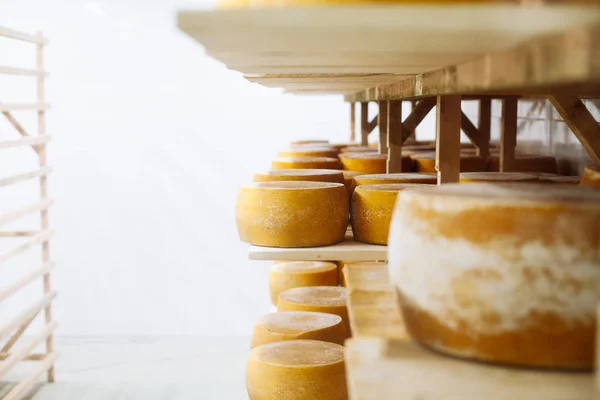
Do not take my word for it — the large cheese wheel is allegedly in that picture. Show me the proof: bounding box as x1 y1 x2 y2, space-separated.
459 172 539 183
339 260 385 287
246 340 347 400
340 153 387 173
351 184 426 245
278 286 350 337
340 146 374 154
269 261 338 305
353 172 437 186
253 169 344 186
236 181 348 247
251 311 345 348
486 154 558 174
582 164 600 188
279 148 338 159
388 183 600 369
272 157 341 170
412 152 486 173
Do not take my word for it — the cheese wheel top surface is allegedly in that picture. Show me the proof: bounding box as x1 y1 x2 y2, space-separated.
460 172 539 182
279 286 347 307
340 146 373 153
249 340 344 367
340 153 386 160
356 183 429 193
256 312 342 335
290 140 329 146
354 173 437 185
254 169 343 181
342 170 363 179
273 156 338 163
271 261 337 274
242 181 345 191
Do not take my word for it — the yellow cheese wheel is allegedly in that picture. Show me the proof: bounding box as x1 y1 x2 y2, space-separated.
330 142 360 151
279 148 339 159
340 146 373 154
272 157 341 170
353 172 437 186
253 169 345 186
412 152 486 173
269 261 338 305
339 260 385 287
246 340 347 400
340 153 388 173
582 164 600 188
278 286 350 337
388 183 600 369
251 311 345 348
290 139 329 146
236 181 348 247
486 154 558 174
351 184 426 245
459 172 539 183
539 175 581 185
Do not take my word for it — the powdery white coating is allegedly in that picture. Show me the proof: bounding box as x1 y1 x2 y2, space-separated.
388 185 600 334
271 261 337 274
279 286 347 307
257 312 342 335
250 340 344 367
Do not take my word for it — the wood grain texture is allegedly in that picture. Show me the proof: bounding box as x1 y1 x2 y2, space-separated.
500 97 518 172
436 96 462 184
477 98 492 158
387 100 403 173
378 101 389 154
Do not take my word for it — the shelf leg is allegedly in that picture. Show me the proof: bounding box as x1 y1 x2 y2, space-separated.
500 97 518 172
477 98 491 159
436 95 461 184
360 102 369 146
387 100 403 173
378 101 389 155
350 102 356 142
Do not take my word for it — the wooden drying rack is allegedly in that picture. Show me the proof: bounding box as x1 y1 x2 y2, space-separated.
0 26 58 400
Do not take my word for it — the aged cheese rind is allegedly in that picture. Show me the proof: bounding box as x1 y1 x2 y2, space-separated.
269 261 338 305
353 173 437 186
459 172 539 183
412 153 485 173
272 157 341 170
253 169 345 186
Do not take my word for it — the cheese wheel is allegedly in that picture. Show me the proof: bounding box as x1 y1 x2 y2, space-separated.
340 153 387 173
279 148 338 159
413 152 486 173
290 139 329 146
340 146 373 154
236 181 348 247
486 154 558 174
278 286 350 337
246 340 347 400
351 184 426 245
459 172 539 183
330 142 361 151
353 173 437 186
253 169 345 186
339 260 385 287
272 157 341 170
269 261 338 305
539 175 581 185
251 311 345 348
582 164 600 188
342 170 363 196
388 183 600 369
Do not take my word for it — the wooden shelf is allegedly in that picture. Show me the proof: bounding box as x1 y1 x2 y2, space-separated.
178 5 600 97
344 264 594 400
248 231 386 261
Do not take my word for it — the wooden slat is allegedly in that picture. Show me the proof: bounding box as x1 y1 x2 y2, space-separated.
0 292 56 341
0 26 48 45
477 98 492 158
0 321 58 378
500 97 518 172
0 353 45 361
436 96 462 184
0 261 55 303
0 167 53 188
0 135 51 150
2 352 59 400
0 229 53 264
402 97 436 135
350 102 356 142
0 66 48 77
0 199 54 228
460 111 486 149
361 103 369 146
0 232 39 238
378 101 389 155
1 109 41 155
0 103 50 112
387 100 404 173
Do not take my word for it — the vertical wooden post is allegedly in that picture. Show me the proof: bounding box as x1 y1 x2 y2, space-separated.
360 102 369 146
350 102 356 142
436 95 462 184
387 100 403 173
378 101 389 155
408 100 417 142
500 97 518 172
36 31 54 383
478 98 491 159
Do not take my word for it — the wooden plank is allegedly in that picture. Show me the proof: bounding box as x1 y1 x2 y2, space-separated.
549 95 600 164
2 109 42 155
478 98 492 158
0 103 50 112
0 232 38 237
0 261 54 303
0 135 50 150
2 352 59 400
361 103 369 146
0 66 48 77
460 111 485 148
0 292 56 341
402 97 436 136
0 26 48 45
500 97 518 172
387 100 404 173
0 199 54 228
378 101 389 154
436 96 462 184
350 102 356 142
0 322 58 378
0 353 45 361
0 167 53 188
0 229 53 264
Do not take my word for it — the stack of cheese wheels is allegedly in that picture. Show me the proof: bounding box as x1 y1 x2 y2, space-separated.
278 286 350 337
247 340 347 400
279 147 338 159
341 153 413 173
539 175 581 185
412 152 486 173
272 157 341 170
269 261 338 305
253 169 345 186
353 172 437 186
251 311 346 348
351 184 426 245
459 172 539 183
236 181 348 247
486 154 558 174
388 183 600 369
339 260 385 287
582 164 600 187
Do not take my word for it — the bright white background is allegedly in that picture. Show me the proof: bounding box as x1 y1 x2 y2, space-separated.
1 0 440 337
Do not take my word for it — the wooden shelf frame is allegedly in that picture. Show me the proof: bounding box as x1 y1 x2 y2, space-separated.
0 26 57 398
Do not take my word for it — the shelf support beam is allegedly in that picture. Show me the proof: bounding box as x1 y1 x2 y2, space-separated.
360 102 378 145
387 100 404 173
549 95 600 164
436 95 462 184
478 98 492 159
350 102 356 142
402 97 436 141
378 101 389 155
1 109 41 155
500 97 518 172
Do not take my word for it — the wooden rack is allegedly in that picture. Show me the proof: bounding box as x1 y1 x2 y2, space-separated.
0 26 58 400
